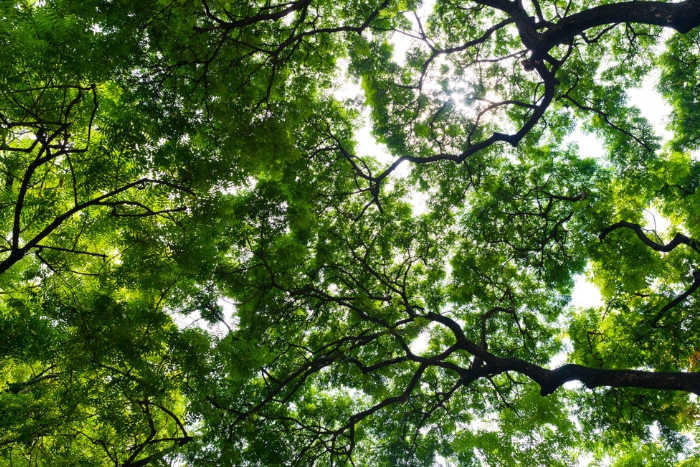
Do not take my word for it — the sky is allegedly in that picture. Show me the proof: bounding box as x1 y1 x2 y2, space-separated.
570 71 673 309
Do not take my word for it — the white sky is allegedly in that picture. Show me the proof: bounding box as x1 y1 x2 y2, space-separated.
570 71 673 309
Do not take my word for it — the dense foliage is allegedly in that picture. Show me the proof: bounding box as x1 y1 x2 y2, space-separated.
1 0 700 465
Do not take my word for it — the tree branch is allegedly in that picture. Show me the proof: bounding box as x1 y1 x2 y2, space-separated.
600 220 700 254
426 311 700 396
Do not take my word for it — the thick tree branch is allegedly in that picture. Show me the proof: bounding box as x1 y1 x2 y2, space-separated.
600 221 700 254
195 0 313 31
542 0 700 50
475 0 700 57
426 311 700 396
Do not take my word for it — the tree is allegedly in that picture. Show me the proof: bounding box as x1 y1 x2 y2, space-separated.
1 0 700 465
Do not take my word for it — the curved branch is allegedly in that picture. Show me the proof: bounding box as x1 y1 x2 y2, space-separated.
426 311 700 396
476 0 700 56
649 270 700 327
599 221 700 254
542 0 700 48
195 0 313 31
600 221 700 325
0 178 193 275
333 61 558 195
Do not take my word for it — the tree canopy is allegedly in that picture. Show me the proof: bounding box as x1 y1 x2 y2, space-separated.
1 0 700 465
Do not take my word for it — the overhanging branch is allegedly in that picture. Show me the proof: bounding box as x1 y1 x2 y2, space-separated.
426 311 700 396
